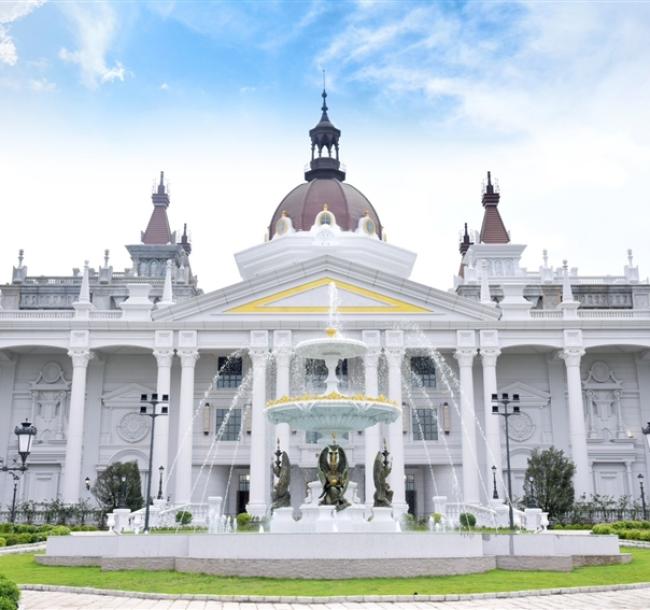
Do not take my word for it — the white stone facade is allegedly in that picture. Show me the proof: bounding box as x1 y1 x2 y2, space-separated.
2 131 650 518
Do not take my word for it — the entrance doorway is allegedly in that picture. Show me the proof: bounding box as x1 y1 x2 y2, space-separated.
237 473 250 514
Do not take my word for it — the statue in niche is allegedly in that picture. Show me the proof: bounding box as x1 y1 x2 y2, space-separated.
271 439 291 511
318 441 350 511
373 441 393 508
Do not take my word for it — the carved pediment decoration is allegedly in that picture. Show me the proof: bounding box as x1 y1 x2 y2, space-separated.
30 362 71 444
583 361 624 442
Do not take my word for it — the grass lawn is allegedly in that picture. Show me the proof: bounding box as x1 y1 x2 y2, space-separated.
0 549 648 597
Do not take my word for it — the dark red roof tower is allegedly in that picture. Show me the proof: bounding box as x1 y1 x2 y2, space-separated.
479 171 509 244
142 171 173 245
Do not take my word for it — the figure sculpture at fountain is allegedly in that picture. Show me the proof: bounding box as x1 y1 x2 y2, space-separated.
271 440 292 510
373 442 393 508
318 442 350 511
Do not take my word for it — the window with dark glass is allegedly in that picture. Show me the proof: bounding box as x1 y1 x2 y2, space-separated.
410 356 436 388
305 358 348 392
405 474 416 491
217 356 243 388
412 408 438 441
305 430 348 444
215 408 241 440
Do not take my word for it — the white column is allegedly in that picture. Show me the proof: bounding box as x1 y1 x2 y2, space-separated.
152 349 173 497
481 348 502 498
174 349 199 506
364 350 381 506
386 348 407 517
560 348 592 497
63 349 92 504
455 349 480 505
274 348 291 456
247 349 269 517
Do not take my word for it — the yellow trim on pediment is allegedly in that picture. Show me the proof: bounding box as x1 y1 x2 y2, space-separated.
227 278 430 314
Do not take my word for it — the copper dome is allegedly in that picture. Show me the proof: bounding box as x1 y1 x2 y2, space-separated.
269 178 382 239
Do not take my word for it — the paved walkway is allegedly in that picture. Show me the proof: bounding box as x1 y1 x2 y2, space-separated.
19 587 650 610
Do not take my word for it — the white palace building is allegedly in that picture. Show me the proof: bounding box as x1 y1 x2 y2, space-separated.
2 93 650 518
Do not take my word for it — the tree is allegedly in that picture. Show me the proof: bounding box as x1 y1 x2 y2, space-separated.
91 461 144 512
522 447 575 519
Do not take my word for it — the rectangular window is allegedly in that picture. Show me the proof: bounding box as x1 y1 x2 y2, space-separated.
405 473 416 491
305 431 348 444
410 356 436 388
239 473 250 491
215 408 242 441
217 357 243 388
412 408 438 441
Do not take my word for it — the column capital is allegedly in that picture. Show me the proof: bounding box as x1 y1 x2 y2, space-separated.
480 348 501 367
178 349 199 368
454 348 476 367
153 349 174 368
559 347 585 366
67 349 93 368
273 347 292 367
365 350 381 369
250 348 269 367
385 348 404 369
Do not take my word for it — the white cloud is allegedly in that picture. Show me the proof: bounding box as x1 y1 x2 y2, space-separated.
0 25 17 66
0 0 45 66
29 77 55 92
160 82 169 91
58 2 128 89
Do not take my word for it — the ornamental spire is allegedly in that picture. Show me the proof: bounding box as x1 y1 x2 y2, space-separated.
305 86 345 182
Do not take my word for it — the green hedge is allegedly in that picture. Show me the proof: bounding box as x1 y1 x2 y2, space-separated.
592 520 650 541
0 524 71 546
0 574 19 610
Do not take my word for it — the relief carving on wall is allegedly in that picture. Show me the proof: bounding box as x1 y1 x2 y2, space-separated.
583 361 625 441
30 362 70 443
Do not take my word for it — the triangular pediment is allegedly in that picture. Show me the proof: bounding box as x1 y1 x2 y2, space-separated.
227 277 429 314
153 255 500 323
499 381 550 406
102 383 155 406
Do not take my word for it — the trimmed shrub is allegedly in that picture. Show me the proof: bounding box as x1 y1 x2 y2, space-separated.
0 539 5 548
46 526 71 537
175 510 192 526
0 575 19 610
459 512 476 528
236 512 252 529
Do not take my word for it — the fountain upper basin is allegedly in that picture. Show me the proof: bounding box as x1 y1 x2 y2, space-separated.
294 335 367 360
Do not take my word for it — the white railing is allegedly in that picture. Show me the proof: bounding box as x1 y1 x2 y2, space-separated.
530 310 563 319
578 309 650 319
0 310 75 319
89 311 122 320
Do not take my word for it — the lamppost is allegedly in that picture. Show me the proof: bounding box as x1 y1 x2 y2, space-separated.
491 393 520 530
119 475 128 509
0 420 37 523
527 476 535 508
491 465 498 500
157 466 165 501
639 474 647 521
140 393 169 533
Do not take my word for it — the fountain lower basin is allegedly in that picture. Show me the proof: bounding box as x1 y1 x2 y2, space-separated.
266 392 400 432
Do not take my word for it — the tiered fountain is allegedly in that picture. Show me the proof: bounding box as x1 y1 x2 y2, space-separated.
266 326 400 532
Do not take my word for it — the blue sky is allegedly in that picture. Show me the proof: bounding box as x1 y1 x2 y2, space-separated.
2 1 650 290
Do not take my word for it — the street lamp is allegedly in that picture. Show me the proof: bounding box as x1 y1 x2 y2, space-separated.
84 476 91 491
639 474 647 521
491 465 498 500
0 420 37 523
527 476 535 508
492 392 520 530
140 393 169 533
157 466 165 501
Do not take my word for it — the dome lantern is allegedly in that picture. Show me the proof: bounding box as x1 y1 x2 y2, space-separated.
305 88 346 182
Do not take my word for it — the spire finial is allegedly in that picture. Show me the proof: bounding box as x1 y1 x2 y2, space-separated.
17 249 24 268
628 249 634 266
158 171 165 194
104 249 110 267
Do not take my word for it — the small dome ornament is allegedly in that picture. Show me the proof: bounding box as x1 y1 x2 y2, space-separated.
273 210 294 238
356 209 378 238
314 203 337 228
